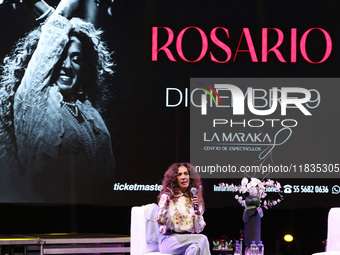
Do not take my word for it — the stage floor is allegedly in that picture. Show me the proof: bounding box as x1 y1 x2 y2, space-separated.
0 233 130 255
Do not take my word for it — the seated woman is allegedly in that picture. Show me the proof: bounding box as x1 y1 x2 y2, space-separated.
156 162 211 255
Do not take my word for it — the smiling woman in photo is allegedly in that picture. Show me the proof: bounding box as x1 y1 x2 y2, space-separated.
0 0 115 202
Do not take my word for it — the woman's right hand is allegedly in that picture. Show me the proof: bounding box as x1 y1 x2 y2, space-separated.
55 0 81 19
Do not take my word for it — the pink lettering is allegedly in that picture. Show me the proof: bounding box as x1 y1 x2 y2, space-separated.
262 28 286 63
300 28 332 64
291 28 297 63
210 27 232 63
234 28 258 62
152 27 176 62
176 27 208 62
151 26 332 64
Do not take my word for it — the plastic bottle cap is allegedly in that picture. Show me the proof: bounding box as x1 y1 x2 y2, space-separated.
236 240 239 243
259 241 263 244
251 241 255 244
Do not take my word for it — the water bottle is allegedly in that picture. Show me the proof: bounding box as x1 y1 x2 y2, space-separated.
257 241 264 255
249 241 258 255
234 240 241 255
239 238 243 255
244 246 250 255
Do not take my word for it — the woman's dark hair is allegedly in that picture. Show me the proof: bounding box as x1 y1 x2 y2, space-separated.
158 162 205 210
67 17 114 111
0 28 41 159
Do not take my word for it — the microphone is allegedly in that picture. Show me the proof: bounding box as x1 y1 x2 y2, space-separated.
191 187 198 213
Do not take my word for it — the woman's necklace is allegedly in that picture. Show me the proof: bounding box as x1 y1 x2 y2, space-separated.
61 100 97 162
62 101 79 118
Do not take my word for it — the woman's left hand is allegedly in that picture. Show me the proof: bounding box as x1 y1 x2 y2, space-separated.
192 195 200 215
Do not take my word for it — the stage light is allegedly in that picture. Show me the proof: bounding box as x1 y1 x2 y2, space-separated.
284 234 294 242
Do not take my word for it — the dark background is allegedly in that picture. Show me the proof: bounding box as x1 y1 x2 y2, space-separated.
0 1 339 254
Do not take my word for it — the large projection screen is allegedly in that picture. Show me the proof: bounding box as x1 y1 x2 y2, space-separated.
0 0 339 208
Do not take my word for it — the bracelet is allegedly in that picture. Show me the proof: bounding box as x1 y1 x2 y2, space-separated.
36 6 54 22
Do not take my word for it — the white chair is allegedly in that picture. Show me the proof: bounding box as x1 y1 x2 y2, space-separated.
131 203 172 255
313 208 340 255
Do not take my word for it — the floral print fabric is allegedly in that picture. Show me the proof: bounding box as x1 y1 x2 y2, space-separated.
156 192 206 234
